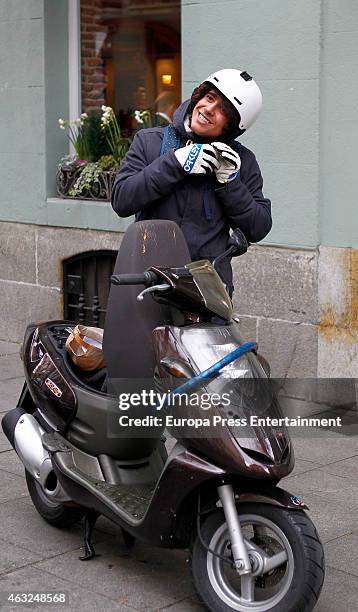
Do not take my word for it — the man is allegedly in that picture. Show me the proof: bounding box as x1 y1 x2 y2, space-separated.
154 90 177 126
111 68 271 295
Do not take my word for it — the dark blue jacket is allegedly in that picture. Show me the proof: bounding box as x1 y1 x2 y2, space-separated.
111 101 272 291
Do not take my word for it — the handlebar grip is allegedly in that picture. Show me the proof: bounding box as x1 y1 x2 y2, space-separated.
110 271 157 287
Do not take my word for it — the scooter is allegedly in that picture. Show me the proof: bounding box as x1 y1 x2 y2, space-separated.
2 220 324 612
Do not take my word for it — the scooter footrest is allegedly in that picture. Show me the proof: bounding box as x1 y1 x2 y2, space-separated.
91 482 155 519
42 431 72 453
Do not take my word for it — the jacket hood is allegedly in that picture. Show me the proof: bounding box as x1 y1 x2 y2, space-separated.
172 99 243 144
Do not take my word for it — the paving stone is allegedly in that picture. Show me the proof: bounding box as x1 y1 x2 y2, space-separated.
314 566 358 612
0 565 128 611
36 539 194 611
0 433 12 453
0 378 24 413
0 497 85 557
324 534 358 577
0 537 41 575
0 470 28 503
0 353 23 381
286 458 319 476
0 341 21 356
321 455 358 479
281 468 358 508
291 434 358 463
0 450 25 478
158 597 202 612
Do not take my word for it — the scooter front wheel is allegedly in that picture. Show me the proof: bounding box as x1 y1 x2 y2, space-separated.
25 470 85 528
190 503 324 612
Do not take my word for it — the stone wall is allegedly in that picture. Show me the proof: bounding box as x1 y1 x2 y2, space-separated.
0 222 121 341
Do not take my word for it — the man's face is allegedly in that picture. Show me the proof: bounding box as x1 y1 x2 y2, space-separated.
191 90 228 138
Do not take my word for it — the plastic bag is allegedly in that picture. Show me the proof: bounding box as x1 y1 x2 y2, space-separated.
65 325 105 371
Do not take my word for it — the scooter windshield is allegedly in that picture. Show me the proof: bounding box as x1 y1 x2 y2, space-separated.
167 322 288 444
185 260 233 320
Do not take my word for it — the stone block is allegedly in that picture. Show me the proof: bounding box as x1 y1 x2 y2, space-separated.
318 246 358 377
318 332 358 378
0 280 61 342
0 20 43 87
232 246 318 324
257 318 318 378
0 222 36 283
36 226 123 287
231 315 257 343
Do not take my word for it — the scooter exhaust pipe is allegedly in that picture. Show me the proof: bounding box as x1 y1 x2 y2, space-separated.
2 407 71 503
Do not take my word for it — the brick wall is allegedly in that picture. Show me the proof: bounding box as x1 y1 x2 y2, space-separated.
81 0 106 113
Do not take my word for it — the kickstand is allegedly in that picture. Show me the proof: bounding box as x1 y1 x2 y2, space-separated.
79 510 100 561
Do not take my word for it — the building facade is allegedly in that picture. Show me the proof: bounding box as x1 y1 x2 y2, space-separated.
0 0 357 386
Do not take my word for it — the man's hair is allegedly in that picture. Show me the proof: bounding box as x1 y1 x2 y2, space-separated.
189 82 241 138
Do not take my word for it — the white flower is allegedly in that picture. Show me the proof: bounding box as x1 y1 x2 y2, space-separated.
81 112 88 120
134 110 143 124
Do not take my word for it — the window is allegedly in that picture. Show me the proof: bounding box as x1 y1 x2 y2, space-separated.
80 0 181 134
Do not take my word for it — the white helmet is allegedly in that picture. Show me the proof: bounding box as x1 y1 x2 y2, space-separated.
204 68 262 131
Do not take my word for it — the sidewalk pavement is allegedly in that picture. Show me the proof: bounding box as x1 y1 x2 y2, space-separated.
0 340 358 612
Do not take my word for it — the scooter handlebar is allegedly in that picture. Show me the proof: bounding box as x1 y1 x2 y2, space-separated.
110 270 158 287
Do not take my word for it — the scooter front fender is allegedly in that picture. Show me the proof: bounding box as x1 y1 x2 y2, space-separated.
234 486 308 510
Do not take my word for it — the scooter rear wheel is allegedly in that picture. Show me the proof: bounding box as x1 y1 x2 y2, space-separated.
190 503 324 612
25 470 85 528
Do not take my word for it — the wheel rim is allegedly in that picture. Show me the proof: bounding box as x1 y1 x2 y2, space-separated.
207 513 294 611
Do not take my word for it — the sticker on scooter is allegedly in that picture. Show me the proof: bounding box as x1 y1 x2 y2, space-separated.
45 377 63 398
290 495 304 506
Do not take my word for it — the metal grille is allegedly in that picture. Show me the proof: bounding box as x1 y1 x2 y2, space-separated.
63 250 117 327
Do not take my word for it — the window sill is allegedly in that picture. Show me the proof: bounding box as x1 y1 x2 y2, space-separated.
46 197 133 232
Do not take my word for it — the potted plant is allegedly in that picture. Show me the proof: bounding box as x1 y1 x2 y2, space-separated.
56 107 131 200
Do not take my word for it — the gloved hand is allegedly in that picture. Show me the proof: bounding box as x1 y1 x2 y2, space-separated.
211 142 241 183
175 143 219 175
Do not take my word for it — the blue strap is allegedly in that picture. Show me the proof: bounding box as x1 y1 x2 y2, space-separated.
160 124 180 156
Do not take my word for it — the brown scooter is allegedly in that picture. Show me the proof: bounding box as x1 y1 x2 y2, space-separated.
2 220 324 612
